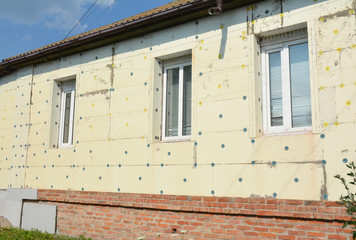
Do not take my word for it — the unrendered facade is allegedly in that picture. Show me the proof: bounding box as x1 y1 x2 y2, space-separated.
0 0 355 238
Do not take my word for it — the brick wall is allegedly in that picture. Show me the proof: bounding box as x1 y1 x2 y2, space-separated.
37 189 352 240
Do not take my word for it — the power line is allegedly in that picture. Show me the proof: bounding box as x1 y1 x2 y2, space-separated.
62 0 98 41
87 3 112 30
70 0 107 36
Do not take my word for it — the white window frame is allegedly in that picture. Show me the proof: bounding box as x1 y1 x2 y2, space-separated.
261 38 312 134
58 81 75 147
162 62 192 141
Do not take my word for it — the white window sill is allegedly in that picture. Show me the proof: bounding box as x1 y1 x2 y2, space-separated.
58 144 74 149
160 137 191 143
262 129 313 137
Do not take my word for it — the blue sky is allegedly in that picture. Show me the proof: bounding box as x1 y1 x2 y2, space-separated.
0 0 173 61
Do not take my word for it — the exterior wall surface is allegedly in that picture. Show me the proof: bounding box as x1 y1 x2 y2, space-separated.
38 189 351 240
0 0 356 236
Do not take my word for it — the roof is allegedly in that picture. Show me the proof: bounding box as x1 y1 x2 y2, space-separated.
0 0 261 77
2 0 196 62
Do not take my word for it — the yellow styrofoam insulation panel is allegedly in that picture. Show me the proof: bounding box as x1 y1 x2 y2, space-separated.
0 0 355 201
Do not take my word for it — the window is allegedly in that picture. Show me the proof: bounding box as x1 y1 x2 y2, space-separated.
58 81 75 147
162 62 192 140
262 37 311 133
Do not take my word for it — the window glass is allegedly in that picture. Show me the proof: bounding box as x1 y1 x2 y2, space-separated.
58 80 75 147
62 92 72 144
269 51 283 126
182 65 192 136
289 43 311 127
262 36 311 133
165 67 180 137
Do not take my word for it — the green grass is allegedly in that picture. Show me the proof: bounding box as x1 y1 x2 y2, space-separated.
0 227 91 240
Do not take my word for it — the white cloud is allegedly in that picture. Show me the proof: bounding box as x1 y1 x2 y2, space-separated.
0 0 115 31
21 34 33 42
97 0 115 7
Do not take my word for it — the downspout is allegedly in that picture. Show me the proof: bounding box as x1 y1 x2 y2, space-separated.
208 0 223 15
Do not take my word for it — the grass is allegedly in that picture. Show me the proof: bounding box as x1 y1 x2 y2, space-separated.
0 227 91 240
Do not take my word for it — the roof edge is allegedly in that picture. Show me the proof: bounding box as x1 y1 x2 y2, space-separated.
0 0 261 77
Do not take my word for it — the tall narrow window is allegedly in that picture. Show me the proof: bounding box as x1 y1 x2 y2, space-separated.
262 38 311 133
58 81 75 147
162 62 192 140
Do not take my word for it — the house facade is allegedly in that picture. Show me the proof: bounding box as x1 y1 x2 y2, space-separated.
0 0 355 239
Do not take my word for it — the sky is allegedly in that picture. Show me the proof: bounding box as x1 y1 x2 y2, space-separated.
0 0 173 61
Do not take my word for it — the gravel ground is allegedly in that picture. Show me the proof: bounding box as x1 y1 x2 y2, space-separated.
0 216 11 228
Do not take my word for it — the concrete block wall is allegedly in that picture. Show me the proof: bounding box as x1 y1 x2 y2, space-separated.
0 188 38 227
0 0 355 202
0 188 56 233
22 202 56 233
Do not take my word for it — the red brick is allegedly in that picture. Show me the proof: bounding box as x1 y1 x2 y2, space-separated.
191 196 202 201
38 189 351 240
227 229 243 235
292 212 314 219
267 199 278 204
261 204 278 210
296 206 317 212
221 224 234 229
307 231 326 237
259 221 276 227
270 228 287 234
190 231 203 236
296 224 313 230
249 198 266 204
288 230 306 236
285 200 303 205
176 196 188 200
313 213 334 220
203 233 219 238
304 200 323 206
256 210 274 216
321 207 341 214
327 234 347 240
218 197 231 202
157 223 168 228
164 218 176 224
176 220 190 225
324 201 341 207
212 228 225 234
334 214 351 221
274 211 293 217
237 225 252 231
259 232 277 238
244 204 261 210
213 202 228 208
278 235 296 240
202 202 213 207
253 226 268 232
211 218 225 223
229 203 243 208
244 219 258 225
191 221 204 226
202 196 217 202
244 231 259 236
240 210 257 215
279 205 298 211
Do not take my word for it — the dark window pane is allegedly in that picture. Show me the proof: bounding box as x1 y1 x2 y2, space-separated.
269 51 283 126
165 68 179 137
289 43 311 127
182 65 192 136
62 92 71 144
